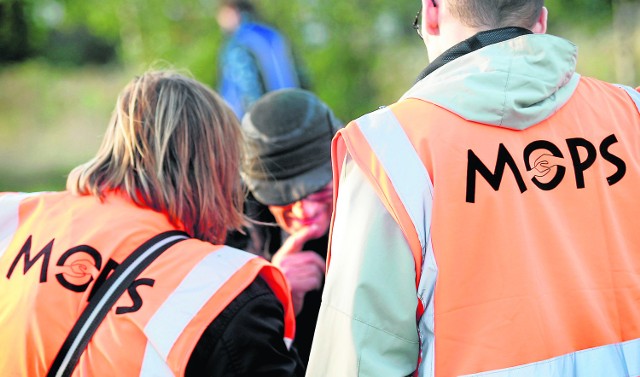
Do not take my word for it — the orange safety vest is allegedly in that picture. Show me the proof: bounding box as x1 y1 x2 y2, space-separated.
0 191 295 376
330 79 640 376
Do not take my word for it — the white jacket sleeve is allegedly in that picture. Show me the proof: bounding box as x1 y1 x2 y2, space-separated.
306 154 420 377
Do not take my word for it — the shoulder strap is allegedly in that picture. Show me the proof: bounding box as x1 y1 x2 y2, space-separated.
47 230 190 377
615 84 640 113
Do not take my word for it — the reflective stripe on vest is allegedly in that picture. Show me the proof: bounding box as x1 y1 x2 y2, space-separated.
353 108 437 375
340 77 640 376
140 246 258 376
0 192 41 259
616 85 640 113
53 232 189 377
356 109 433 255
0 191 295 376
462 337 640 377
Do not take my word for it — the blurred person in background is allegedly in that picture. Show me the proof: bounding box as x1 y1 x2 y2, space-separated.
0 70 304 376
216 0 306 120
239 88 342 366
307 0 640 376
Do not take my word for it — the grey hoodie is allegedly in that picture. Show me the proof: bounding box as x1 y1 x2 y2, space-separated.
402 34 581 130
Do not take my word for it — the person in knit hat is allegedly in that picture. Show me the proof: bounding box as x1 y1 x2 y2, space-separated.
239 88 343 366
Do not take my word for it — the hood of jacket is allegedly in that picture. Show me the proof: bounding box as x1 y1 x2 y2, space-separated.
401 33 581 130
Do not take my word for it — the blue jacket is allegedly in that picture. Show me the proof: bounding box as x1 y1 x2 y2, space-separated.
219 19 300 119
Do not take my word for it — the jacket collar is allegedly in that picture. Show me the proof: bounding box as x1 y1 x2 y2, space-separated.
415 27 532 82
402 32 580 130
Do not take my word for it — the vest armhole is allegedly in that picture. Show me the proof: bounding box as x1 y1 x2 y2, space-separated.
615 84 640 113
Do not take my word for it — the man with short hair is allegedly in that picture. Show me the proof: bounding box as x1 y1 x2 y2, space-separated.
307 1 640 376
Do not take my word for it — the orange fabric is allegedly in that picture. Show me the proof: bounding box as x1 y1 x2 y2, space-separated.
331 128 424 287
0 191 294 376
256 260 297 341
166 252 294 375
0 192 176 376
336 77 640 375
326 134 347 269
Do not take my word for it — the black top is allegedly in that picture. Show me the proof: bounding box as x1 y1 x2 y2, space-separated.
226 196 327 366
186 276 305 376
287 235 327 365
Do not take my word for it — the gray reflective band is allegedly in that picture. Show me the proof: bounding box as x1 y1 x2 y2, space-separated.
355 108 433 252
615 84 640 113
462 337 640 377
144 247 256 357
355 109 438 375
55 234 188 377
0 192 43 259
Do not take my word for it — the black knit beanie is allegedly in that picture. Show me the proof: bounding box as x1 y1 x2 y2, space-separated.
240 89 343 206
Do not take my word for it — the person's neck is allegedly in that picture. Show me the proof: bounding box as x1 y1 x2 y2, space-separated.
440 24 485 55
417 26 533 82
427 19 490 62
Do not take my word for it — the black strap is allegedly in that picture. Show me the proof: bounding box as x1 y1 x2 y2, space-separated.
47 230 189 377
415 26 532 82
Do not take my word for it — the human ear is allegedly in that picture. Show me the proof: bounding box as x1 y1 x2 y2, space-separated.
424 0 440 35
531 6 548 34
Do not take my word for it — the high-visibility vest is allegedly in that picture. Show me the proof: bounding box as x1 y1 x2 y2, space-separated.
331 79 640 376
0 191 295 376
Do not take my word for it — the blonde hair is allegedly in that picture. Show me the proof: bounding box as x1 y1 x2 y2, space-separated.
67 70 245 244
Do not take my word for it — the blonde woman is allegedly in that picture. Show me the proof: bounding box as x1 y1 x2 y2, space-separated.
0 70 303 376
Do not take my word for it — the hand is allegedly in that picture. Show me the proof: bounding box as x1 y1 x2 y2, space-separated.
271 226 326 315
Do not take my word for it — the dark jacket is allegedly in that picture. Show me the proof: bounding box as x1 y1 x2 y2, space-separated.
226 197 326 366
186 276 305 376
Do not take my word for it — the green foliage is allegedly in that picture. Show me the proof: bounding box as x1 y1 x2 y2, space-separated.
1 0 638 192
0 1 31 61
39 0 423 119
43 0 221 84
0 61 130 191
258 0 418 119
546 0 613 32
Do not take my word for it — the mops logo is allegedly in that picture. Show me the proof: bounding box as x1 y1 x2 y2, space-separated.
5 236 153 314
466 134 626 203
